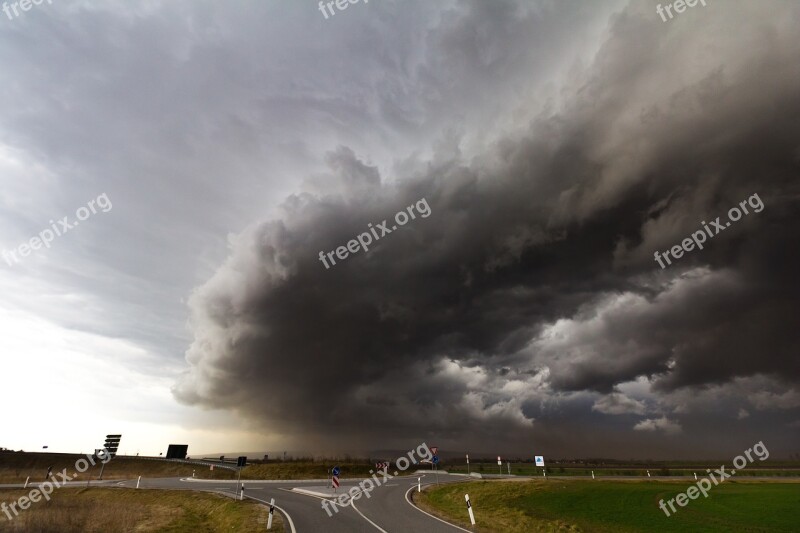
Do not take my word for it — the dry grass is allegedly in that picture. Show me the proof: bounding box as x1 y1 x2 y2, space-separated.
0 487 283 532
0 452 235 484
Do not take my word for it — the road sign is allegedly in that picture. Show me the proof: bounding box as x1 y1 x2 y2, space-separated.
332 475 340 488
535 456 545 467
375 462 389 470
166 444 189 460
432 455 439 464
431 446 438 456
497 456 502 465
237 456 247 467
103 434 122 457
332 466 340 476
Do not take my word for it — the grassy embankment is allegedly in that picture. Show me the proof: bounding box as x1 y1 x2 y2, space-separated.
0 451 416 482
0 488 282 533
416 478 800 532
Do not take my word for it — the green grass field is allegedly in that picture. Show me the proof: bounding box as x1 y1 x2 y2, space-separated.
0 487 282 532
445 463 800 478
417 479 800 532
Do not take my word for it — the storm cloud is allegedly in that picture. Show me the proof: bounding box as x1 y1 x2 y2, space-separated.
174 0 800 457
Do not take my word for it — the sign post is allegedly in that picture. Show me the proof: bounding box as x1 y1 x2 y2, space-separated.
432 455 440 485
236 456 247 498
99 435 122 480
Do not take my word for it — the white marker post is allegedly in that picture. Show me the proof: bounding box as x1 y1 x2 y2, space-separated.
507 462 510 475
267 498 275 530
24 477 29 489
466 454 470 475
465 494 476 526
647 470 651 478
240 484 245 500
694 472 698 481
136 476 141 489
591 471 595 480
418 477 421 493
497 456 502 476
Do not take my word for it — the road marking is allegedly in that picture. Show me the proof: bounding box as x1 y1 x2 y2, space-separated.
404 485 472 532
350 497 389 533
245 495 297 533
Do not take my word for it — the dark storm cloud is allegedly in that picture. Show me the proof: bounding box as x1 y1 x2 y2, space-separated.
175 1 800 454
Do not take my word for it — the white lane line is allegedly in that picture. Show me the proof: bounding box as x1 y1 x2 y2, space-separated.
350 497 389 533
245 495 297 533
404 485 472 533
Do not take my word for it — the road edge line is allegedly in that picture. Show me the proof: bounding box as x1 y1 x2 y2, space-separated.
404 485 473 533
350 497 389 533
245 495 297 533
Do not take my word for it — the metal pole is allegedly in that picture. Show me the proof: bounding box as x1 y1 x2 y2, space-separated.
99 462 106 480
24 477 29 489
237 467 242 498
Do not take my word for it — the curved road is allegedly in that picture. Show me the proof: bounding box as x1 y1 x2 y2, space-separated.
119 471 470 532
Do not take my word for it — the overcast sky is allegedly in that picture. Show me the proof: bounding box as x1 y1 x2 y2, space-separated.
1 0 798 459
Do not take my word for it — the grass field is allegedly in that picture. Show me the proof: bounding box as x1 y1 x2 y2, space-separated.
416 479 800 532
0 487 282 532
445 463 800 478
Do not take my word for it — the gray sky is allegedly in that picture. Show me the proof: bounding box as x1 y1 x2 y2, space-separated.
1 0 798 459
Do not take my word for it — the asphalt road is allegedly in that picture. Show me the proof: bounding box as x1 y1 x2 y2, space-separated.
116 471 472 532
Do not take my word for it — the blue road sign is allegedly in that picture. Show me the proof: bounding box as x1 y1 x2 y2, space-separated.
332 466 341 476
432 455 439 464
